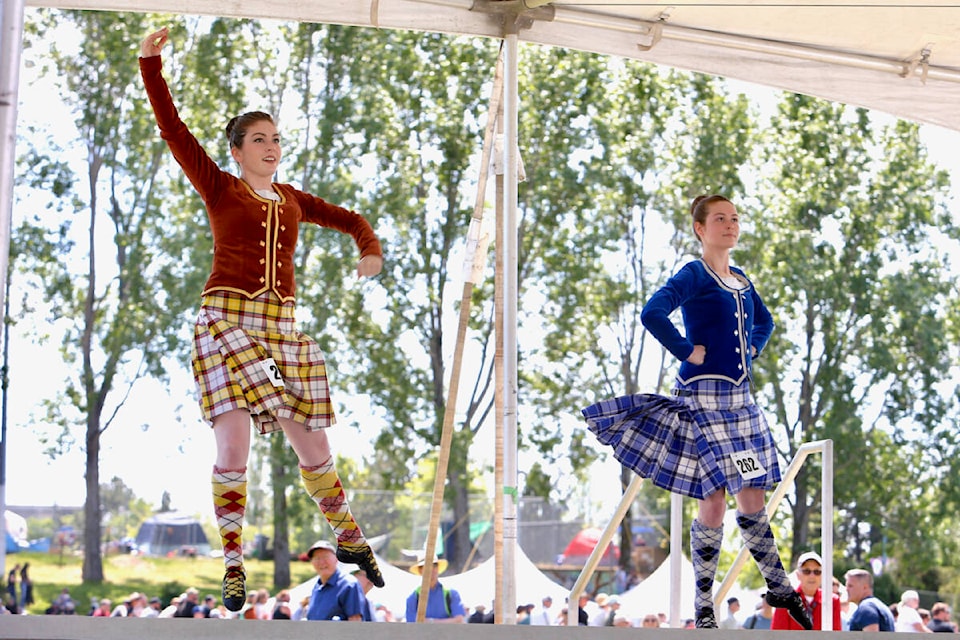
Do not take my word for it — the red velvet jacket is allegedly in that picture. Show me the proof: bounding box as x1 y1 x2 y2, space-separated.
141 55 382 302
771 587 842 631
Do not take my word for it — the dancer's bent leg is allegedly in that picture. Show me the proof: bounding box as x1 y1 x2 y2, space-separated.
735 490 812 630
284 421 384 588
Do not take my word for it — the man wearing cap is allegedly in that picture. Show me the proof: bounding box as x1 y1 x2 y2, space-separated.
603 596 622 626
404 558 465 623
896 590 933 633
141 596 163 618
845 568 896 632
305 540 368 622
589 593 611 626
174 588 204 618
772 551 841 631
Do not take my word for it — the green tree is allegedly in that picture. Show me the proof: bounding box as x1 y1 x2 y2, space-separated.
100 476 153 547
288 29 501 569
14 11 244 582
745 96 960 572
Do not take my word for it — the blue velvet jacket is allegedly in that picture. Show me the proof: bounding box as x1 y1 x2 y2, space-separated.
640 259 774 386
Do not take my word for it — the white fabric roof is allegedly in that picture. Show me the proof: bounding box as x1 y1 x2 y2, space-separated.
23 0 960 131
614 553 763 624
288 548 569 621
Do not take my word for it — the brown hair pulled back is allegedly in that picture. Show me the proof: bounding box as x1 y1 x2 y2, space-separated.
690 194 733 242
224 111 274 149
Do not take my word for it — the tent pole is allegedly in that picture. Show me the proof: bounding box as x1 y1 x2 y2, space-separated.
414 45 505 623
498 30 520 626
566 475 644 626
0 0 26 582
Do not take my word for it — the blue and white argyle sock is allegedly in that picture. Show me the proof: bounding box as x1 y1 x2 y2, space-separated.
691 519 723 612
736 508 792 595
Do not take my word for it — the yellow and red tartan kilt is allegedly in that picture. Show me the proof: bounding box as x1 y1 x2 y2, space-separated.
191 291 336 434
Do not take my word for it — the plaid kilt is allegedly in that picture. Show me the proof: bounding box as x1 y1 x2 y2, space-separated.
191 291 336 434
581 380 780 499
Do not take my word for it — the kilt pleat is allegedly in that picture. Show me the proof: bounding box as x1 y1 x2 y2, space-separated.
191 291 336 433
582 381 780 500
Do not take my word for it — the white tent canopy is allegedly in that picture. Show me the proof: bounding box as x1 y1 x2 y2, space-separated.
288 548 569 621
614 553 762 625
20 0 960 132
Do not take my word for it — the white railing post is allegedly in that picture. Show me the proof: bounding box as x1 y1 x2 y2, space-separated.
566 475 644 626
714 440 834 608
569 439 834 625
821 439 834 629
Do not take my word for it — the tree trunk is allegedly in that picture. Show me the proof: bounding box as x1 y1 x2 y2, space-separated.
618 465 634 575
82 415 103 582
272 436 291 589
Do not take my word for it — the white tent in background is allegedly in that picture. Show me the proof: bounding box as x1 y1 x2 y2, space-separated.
4 510 28 553
443 546 569 612
616 553 762 626
287 547 568 621
615 553 698 622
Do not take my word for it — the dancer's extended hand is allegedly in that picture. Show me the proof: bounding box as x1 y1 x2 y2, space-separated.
141 27 169 58
357 255 383 278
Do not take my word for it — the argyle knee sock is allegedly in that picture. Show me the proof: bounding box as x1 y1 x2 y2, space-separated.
691 519 724 612
300 458 366 547
212 466 247 569
736 509 792 595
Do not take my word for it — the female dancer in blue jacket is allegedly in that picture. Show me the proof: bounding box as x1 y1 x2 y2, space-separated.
583 195 812 630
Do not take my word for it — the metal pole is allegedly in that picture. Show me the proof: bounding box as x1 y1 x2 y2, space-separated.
669 492 683 627
821 439 834 630
0 0 27 580
415 48 505 624
499 31 519 625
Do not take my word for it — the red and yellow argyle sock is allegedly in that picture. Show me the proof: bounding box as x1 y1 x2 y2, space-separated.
212 466 247 569
300 458 366 547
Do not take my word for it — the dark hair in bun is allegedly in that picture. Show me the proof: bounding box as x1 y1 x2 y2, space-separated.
690 194 732 241
225 111 274 149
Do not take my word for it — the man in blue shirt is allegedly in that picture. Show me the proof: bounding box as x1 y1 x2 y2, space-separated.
404 558 465 623
845 569 896 632
350 568 377 621
305 540 367 622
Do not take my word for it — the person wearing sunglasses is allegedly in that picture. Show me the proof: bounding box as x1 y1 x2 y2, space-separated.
772 551 842 631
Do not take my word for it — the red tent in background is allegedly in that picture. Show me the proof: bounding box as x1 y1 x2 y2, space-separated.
561 527 620 565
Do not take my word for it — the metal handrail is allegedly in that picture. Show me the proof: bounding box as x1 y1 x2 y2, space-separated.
568 439 834 629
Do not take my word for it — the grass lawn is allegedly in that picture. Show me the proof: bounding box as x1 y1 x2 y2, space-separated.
10 551 318 615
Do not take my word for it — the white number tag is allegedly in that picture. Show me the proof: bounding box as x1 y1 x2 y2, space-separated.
260 358 285 388
730 450 766 480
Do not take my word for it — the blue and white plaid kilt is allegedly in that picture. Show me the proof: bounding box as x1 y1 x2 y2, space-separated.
581 379 780 500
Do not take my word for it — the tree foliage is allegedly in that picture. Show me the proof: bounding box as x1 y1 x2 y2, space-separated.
15 10 212 582
10 12 960 591
742 96 960 573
